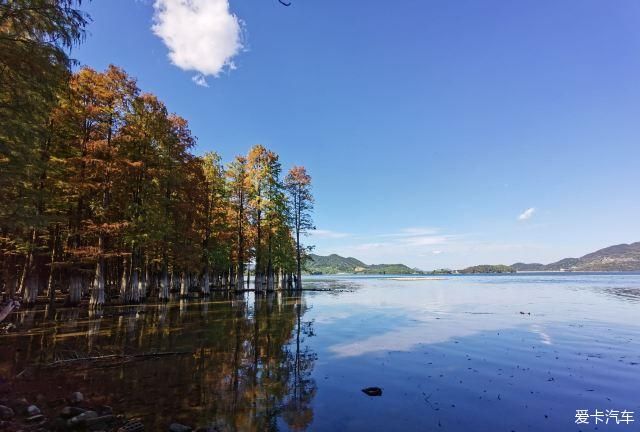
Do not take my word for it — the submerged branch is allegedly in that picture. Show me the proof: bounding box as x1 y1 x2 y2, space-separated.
0 300 20 323
44 351 191 367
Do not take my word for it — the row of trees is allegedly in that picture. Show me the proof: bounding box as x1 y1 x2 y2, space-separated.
0 1 314 307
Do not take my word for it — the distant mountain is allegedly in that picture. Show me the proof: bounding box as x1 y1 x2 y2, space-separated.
311 242 640 275
512 242 640 272
306 254 422 275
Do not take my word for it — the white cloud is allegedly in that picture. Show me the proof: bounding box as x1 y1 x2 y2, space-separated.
152 0 244 82
320 226 550 270
378 227 438 237
518 207 535 221
191 74 209 87
330 228 454 267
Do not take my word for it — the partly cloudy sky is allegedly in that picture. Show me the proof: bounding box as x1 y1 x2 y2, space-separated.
152 0 243 86
74 1 640 271
308 226 547 270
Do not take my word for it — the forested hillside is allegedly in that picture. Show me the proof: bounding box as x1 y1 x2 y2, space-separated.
307 254 421 274
512 242 640 272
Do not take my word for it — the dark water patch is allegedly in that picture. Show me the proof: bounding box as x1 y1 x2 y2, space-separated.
0 292 320 431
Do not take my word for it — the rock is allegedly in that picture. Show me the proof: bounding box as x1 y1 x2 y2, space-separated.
60 406 87 418
48 417 69 430
361 387 383 396
26 413 46 423
70 392 84 404
13 397 29 410
27 404 41 416
67 409 98 427
0 405 14 420
96 405 113 415
118 420 145 432
195 420 226 432
169 423 193 432
86 414 117 431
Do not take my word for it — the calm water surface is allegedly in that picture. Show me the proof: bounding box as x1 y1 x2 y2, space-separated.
1 273 639 431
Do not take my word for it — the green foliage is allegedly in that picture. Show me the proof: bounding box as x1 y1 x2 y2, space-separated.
306 254 422 275
458 264 515 274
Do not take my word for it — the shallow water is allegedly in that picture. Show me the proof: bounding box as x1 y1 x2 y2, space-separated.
2 273 639 431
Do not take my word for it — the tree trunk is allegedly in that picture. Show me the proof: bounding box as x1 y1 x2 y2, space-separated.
46 224 60 305
267 268 274 292
18 248 32 296
201 269 210 296
159 263 169 300
23 259 39 305
296 226 302 290
3 254 17 300
138 265 148 300
180 272 188 297
120 255 131 303
130 267 140 304
68 273 82 305
236 263 244 291
90 256 105 308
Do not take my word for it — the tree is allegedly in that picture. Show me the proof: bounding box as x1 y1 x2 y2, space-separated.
226 156 250 291
1 0 89 303
201 151 230 294
285 166 314 289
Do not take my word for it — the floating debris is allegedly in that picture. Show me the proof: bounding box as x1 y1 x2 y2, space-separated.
362 387 383 396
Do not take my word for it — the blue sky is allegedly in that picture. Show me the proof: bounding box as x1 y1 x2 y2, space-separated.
74 0 640 269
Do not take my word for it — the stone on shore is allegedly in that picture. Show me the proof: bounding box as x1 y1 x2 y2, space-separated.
169 422 193 432
0 405 14 420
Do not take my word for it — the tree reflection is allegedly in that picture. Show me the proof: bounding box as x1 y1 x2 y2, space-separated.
281 301 317 430
0 291 318 431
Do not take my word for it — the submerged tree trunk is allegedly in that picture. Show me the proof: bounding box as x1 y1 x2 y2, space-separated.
18 240 34 297
23 260 39 305
90 256 105 308
159 263 169 300
201 269 210 296
3 254 17 301
180 272 188 297
130 266 140 304
120 255 131 303
236 263 244 291
46 224 60 304
138 265 148 300
296 228 302 290
68 272 82 305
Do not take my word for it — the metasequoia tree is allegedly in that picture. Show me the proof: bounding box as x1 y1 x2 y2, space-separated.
285 167 315 290
0 0 89 304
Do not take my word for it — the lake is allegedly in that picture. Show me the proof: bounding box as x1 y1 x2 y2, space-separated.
1 273 639 431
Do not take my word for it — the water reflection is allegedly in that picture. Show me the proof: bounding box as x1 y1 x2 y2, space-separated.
0 292 317 431
602 286 640 303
